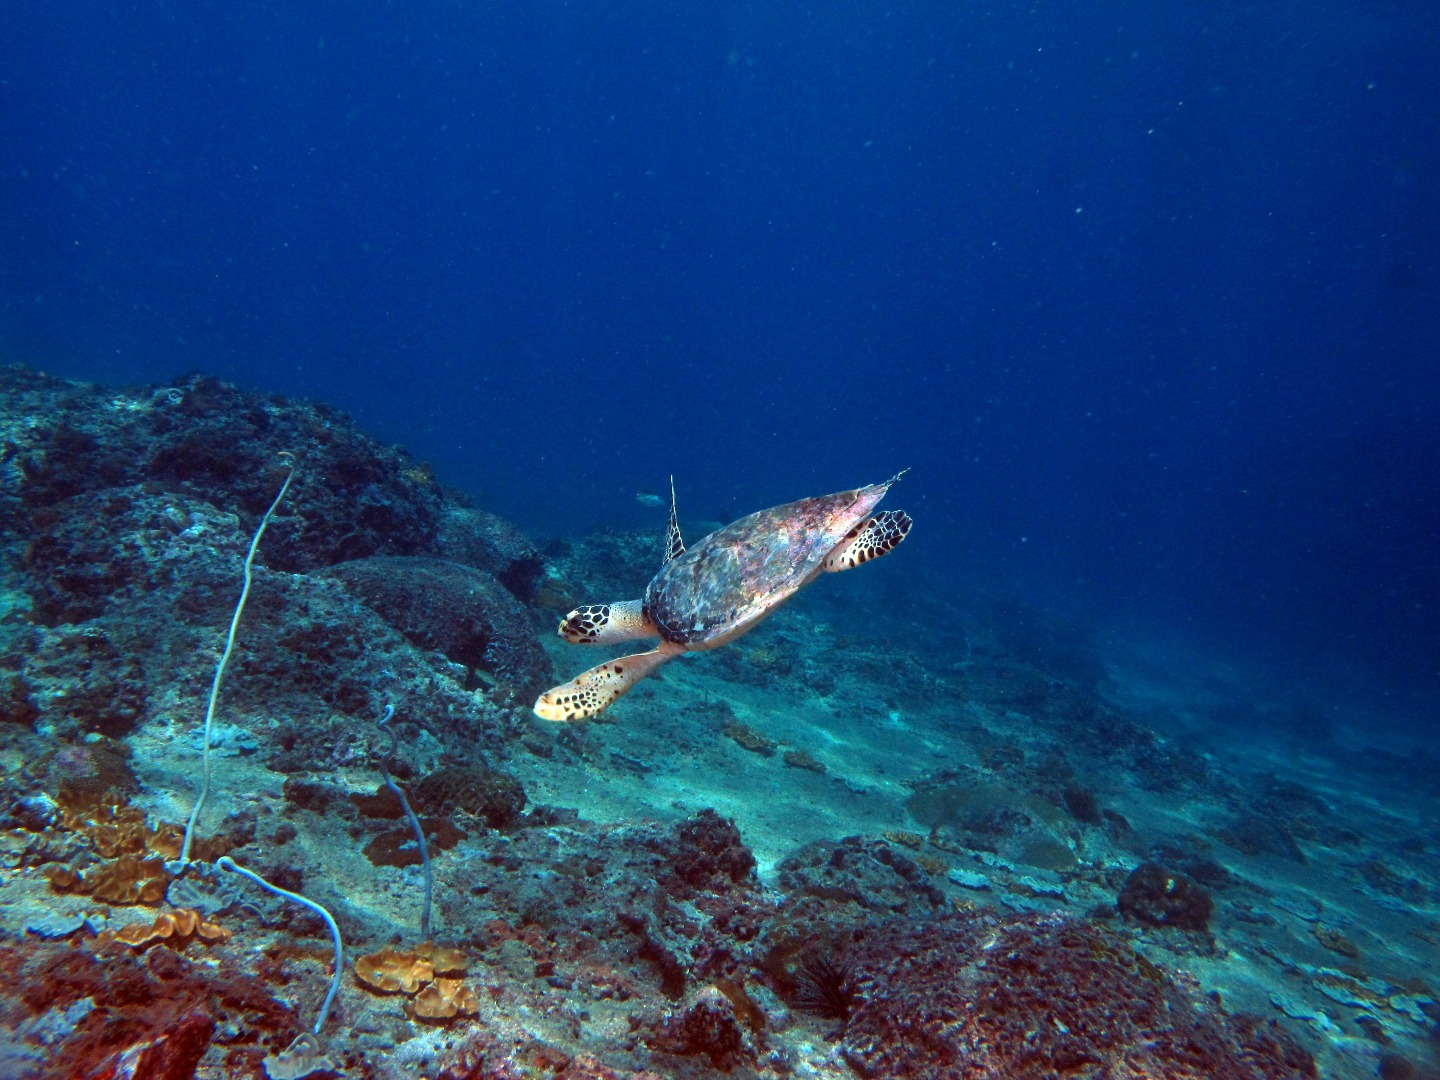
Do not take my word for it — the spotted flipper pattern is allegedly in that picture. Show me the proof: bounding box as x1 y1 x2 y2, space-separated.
822 509 913 572
533 644 679 721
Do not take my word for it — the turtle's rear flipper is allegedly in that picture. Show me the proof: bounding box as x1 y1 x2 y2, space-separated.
823 510 913 572
534 643 680 721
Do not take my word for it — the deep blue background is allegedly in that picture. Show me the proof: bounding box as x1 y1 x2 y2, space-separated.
3 1 1437 710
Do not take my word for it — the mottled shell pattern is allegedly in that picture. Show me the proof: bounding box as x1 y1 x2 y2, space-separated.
643 476 899 647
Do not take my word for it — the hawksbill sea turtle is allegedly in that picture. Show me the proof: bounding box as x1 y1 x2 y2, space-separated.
534 471 912 721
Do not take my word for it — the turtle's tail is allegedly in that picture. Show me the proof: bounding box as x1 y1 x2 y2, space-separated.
534 644 680 722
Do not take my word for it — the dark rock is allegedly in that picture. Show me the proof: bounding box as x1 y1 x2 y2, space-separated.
1035 751 1075 783
436 506 544 602
2 369 447 575
839 911 1314 1079
1148 840 1236 890
1360 859 1425 902
1253 774 1330 818
1062 783 1103 825
5 937 296 1075
644 986 758 1071
24 487 242 625
1117 862 1214 932
1131 737 1210 793
615 908 691 998
271 822 298 846
282 778 341 813
99 1008 215 1080
1178 857 1234 890
45 739 140 807
255 862 305 896
0 668 40 728
906 770 1076 870
350 784 406 819
216 807 258 852
317 556 550 702
777 835 946 915
1103 809 1143 851
8 792 59 831
659 809 757 900
22 627 146 737
413 763 527 830
1218 814 1306 863
363 819 467 868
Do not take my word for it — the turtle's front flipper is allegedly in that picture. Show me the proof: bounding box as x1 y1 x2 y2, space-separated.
822 510 913 572
534 642 682 721
558 600 654 644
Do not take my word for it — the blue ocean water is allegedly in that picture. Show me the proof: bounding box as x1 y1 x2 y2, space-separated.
2 0 1436 717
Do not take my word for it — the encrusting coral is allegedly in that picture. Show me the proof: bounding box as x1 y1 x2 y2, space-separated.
42 790 229 906
110 907 229 948
413 977 480 1021
47 853 170 905
355 941 477 1022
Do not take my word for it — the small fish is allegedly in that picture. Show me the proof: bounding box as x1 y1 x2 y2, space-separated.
635 491 664 508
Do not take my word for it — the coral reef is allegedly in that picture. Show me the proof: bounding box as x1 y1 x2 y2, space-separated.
0 938 298 1077
838 911 1315 1079
0 366 1402 1078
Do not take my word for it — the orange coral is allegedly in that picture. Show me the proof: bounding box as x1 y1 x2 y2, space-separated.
356 942 476 1022
90 854 170 905
57 792 225 864
412 977 478 1020
45 865 81 892
112 908 229 948
147 822 187 862
83 807 151 859
48 856 170 904
355 947 434 994
428 944 467 975
44 792 231 907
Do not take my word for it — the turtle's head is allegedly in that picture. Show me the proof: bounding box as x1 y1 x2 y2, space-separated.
558 604 611 644
557 600 653 645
